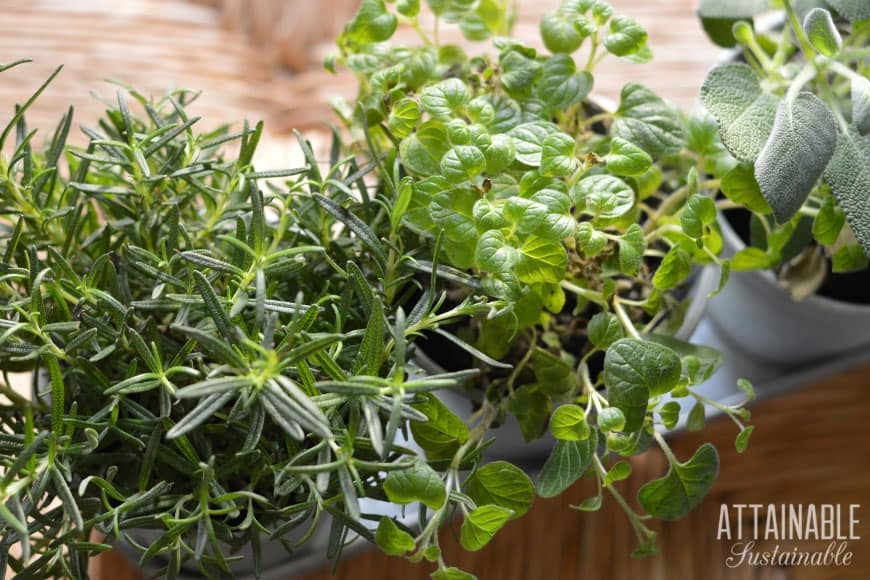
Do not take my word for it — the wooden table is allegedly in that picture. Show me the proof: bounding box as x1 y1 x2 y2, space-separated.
92 362 870 579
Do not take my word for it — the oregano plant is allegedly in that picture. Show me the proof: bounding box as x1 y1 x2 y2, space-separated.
332 0 755 568
698 0 870 292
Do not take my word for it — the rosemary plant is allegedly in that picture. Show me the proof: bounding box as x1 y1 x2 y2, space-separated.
0 60 493 578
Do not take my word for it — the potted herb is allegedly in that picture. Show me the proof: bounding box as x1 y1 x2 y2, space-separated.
332 0 754 561
0 60 498 578
697 0 870 367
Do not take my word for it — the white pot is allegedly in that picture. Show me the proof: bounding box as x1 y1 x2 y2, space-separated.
706 213 870 369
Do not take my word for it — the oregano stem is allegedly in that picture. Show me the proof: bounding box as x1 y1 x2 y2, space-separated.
689 391 746 431
560 280 607 306
592 454 653 545
642 180 720 235
506 328 537 393
613 297 641 340
651 429 678 466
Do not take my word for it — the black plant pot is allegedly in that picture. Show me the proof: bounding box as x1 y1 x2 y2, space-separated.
416 266 719 468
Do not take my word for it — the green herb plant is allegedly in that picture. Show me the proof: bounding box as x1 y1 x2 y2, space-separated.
0 60 500 578
698 0 870 296
332 0 756 565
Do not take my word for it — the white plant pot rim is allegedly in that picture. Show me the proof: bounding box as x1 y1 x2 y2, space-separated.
718 210 870 314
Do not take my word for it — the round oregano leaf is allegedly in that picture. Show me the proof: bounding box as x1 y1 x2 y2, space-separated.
638 443 719 521
597 407 626 432
604 460 632 486
515 235 567 284
603 15 648 58
612 83 686 157
652 246 692 291
387 98 420 139
446 119 472 145
397 0 420 17
499 49 542 99
604 339 682 432
532 348 578 395
383 461 446 510
606 137 652 176
832 243 868 273
472 198 509 230
479 93 523 134
463 461 535 519
459 505 514 551
441 145 487 184
540 132 577 177
576 221 608 257
588 312 624 350
399 120 449 176
474 230 517 273
468 96 496 125
375 517 416 556
572 174 635 220
410 392 470 460
735 426 754 453
508 121 561 166
421 78 471 119
540 11 589 54
812 194 845 246
483 133 516 174
720 163 772 215
504 197 548 235
658 401 681 430
536 55 593 110
680 195 716 239
536 432 598 498
617 224 646 275
431 567 477 580
687 400 706 431
550 404 591 441
345 0 398 44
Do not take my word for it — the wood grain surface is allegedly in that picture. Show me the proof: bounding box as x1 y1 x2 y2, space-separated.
294 362 870 580
1 0 720 143
90 362 870 580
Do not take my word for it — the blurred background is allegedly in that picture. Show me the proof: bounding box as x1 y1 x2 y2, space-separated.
2 0 720 168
